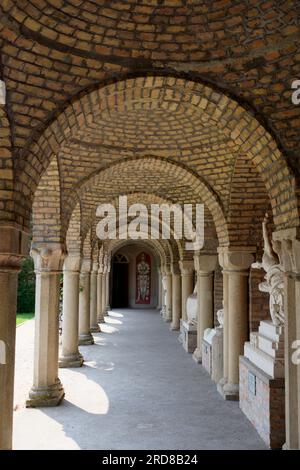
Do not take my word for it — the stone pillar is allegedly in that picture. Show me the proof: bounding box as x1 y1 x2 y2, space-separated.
164 266 172 322
217 248 254 400
78 258 94 345
97 266 103 323
102 266 107 317
170 263 181 330
193 254 217 363
90 261 100 332
157 267 162 310
0 224 28 450
179 260 194 321
105 264 111 313
59 254 83 368
273 228 300 449
27 243 66 407
219 272 229 389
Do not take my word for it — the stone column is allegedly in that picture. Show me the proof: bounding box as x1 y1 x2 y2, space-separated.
170 263 181 330
97 266 103 323
217 247 254 400
90 261 100 332
193 254 217 363
218 271 229 392
102 266 107 317
27 243 66 407
157 267 162 310
105 264 111 313
59 253 83 368
160 266 166 317
164 266 172 322
179 260 194 321
273 229 300 449
78 258 94 345
0 224 28 450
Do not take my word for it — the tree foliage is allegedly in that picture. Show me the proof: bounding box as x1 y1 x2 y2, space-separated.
17 257 35 314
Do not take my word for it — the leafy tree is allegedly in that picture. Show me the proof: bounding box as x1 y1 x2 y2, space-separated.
17 257 35 314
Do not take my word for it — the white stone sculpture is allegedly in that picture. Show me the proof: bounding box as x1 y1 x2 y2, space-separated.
0 80 6 105
0 340 6 364
252 213 284 326
186 282 198 325
217 304 224 327
160 275 167 316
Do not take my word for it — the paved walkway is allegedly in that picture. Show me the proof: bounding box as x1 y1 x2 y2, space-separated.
13 309 266 450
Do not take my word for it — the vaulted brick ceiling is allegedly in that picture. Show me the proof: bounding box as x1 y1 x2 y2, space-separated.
0 0 299 245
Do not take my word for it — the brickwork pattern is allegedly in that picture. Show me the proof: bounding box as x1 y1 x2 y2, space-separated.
239 358 285 449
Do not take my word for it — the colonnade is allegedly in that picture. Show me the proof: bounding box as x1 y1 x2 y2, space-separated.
1 231 300 449
159 249 259 404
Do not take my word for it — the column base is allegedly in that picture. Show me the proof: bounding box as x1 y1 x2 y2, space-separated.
78 333 94 345
26 379 65 408
98 314 105 323
90 324 101 333
219 381 239 401
59 352 84 368
217 377 226 397
164 316 171 323
170 322 179 331
193 347 202 364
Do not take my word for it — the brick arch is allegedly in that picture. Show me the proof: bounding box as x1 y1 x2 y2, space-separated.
85 192 191 264
71 156 228 246
82 229 92 260
107 238 167 270
32 155 63 244
15 76 298 238
65 201 81 254
0 101 17 224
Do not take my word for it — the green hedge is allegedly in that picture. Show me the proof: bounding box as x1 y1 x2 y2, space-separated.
17 258 35 314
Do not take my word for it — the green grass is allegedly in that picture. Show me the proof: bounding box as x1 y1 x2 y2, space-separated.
16 313 34 326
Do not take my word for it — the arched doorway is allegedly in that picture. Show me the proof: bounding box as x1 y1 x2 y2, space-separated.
112 253 129 308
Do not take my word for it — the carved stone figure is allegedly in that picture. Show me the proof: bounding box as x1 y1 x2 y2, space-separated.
187 283 198 324
217 303 224 327
160 275 167 315
252 213 284 326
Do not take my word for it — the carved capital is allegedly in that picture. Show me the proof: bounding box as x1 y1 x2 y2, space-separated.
80 258 92 274
218 247 255 272
91 261 99 274
31 242 66 273
162 264 171 276
194 253 217 273
63 253 82 273
179 260 194 276
98 264 104 274
171 262 181 276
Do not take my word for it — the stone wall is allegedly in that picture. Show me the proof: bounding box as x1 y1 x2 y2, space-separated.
239 357 285 449
249 268 270 332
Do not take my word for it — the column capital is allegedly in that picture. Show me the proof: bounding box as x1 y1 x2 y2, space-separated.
31 242 66 273
218 247 255 272
91 261 99 274
0 223 29 270
63 252 82 272
164 264 172 276
179 260 194 276
171 262 181 276
273 227 300 274
194 253 217 274
80 258 92 274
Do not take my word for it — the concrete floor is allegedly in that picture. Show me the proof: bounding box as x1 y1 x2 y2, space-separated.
13 309 266 450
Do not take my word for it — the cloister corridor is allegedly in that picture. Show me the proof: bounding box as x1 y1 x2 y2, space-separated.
13 309 266 450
